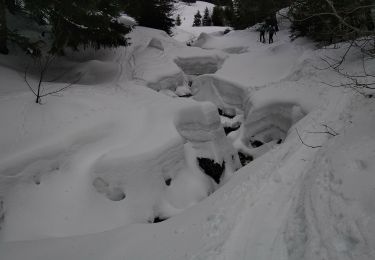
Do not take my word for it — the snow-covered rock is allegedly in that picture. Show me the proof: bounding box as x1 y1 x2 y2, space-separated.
174 102 241 184
193 74 248 111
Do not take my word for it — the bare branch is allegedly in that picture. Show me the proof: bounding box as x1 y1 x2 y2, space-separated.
40 73 82 97
296 128 322 149
24 65 37 96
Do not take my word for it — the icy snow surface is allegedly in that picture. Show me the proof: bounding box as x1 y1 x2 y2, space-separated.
1 3 375 260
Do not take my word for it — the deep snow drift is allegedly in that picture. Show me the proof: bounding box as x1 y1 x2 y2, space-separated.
1 3 375 260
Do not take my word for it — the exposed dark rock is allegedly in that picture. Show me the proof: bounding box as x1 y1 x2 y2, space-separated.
178 93 193 98
197 157 225 184
224 123 241 135
238 152 253 167
165 178 172 186
153 216 168 223
250 139 264 148
218 108 235 119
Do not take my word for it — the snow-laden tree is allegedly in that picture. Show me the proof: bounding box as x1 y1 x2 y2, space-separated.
202 7 212 26
193 10 202 26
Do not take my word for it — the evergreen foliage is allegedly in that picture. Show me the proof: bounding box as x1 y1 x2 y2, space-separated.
223 4 235 26
176 14 182 26
0 0 9 54
193 10 202 26
232 0 288 29
202 7 212 26
289 0 375 44
181 0 196 4
211 6 224 26
126 0 175 35
1 0 132 56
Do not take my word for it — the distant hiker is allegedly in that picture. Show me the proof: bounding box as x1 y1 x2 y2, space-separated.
268 25 275 44
259 24 266 43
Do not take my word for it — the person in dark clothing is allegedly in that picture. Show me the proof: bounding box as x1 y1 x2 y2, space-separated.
259 24 266 43
268 25 275 44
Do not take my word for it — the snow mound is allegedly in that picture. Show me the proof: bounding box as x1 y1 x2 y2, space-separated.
173 48 227 75
193 32 249 54
127 27 228 91
174 101 222 142
69 60 118 85
133 40 186 91
174 102 241 184
192 74 248 111
285 105 375 260
242 103 305 148
193 32 214 48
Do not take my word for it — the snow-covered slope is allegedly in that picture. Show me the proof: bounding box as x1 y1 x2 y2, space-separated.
173 1 229 43
1 6 375 260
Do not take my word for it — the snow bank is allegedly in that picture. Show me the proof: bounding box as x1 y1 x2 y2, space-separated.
128 27 228 91
175 102 241 184
174 49 227 75
192 74 248 111
285 101 375 260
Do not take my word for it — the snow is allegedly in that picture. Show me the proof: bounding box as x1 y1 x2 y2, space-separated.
173 1 230 43
1 4 375 260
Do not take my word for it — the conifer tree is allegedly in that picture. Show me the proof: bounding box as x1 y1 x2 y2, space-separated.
232 0 288 29
193 10 202 27
290 0 374 43
126 0 175 35
0 0 8 54
211 6 224 26
202 7 212 26
176 14 182 26
223 4 235 26
1 0 132 55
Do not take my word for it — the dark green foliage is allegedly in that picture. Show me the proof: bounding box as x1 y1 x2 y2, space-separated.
193 10 202 26
1 0 132 56
126 0 175 35
181 0 196 4
210 3 236 27
176 14 182 26
223 4 235 26
232 0 289 29
202 7 212 26
211 6 224 26
289 0 375 44
0 0 9 54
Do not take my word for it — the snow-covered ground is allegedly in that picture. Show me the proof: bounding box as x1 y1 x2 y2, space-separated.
173 1 230 43
1 3 375 260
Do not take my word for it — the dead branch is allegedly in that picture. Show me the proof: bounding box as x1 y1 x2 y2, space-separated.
296 128 323 149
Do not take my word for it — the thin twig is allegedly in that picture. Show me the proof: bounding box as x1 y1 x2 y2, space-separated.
296 128 322 149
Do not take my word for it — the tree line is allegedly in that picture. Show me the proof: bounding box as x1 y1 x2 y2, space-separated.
1 0 374 56
0 0 177 56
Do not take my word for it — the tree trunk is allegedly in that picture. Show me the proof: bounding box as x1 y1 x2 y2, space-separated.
0 0 9 54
